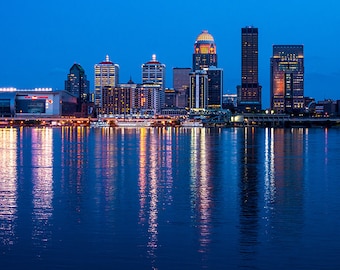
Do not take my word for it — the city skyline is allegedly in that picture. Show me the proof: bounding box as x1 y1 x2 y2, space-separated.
1 0 340 108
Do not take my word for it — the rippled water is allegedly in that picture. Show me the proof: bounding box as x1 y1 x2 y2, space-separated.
0 127 340 269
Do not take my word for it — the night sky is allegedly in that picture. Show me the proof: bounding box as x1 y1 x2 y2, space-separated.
0 0 339 108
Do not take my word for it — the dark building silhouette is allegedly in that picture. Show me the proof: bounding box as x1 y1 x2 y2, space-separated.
270 45 304 114
65 63 90 112
238 26 262 112
207 67 223 109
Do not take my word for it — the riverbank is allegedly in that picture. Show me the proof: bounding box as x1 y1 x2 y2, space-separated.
1 115 340 128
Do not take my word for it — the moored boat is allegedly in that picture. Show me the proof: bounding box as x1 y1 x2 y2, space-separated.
115 119 152 127
181 119 204 127
90 120 110 128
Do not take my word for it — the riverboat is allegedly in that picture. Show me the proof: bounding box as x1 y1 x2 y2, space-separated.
115 119 152 127
90 120 110 128
181 119 204 127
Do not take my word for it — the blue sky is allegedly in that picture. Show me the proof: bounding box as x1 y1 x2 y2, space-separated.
0 0 339 108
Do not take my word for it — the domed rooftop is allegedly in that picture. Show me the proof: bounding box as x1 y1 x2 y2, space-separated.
193 30 216 55
196 30 214 42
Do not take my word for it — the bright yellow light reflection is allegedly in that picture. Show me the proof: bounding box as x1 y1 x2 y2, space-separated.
138 128 147 224
0 128 18 246
31 128 53 248
189 128 212 252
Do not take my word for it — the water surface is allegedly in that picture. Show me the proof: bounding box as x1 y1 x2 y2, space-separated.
0 127 340 269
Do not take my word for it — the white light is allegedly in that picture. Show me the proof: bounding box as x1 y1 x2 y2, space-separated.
0 87 16 92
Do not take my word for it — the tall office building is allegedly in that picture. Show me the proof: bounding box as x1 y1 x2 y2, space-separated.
65 64 90 110
132 84 162 114
173 67 191 108
270 45 304 114
207 67 223 109
142 54 166 90
173 67 191 92
238 26 262 112
192 30 217 71
142 54 166 109
94 55 119 113
101 85 131 115
189 70 208 109
191 30 222 110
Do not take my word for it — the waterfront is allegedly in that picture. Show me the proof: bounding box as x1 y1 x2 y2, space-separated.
1 127 340 269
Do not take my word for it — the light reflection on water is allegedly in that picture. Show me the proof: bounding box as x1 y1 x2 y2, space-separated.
0 128 17 247
189 128 212 254
31 128 54 250
0 127 340 269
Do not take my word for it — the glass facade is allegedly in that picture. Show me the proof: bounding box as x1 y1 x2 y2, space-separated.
238 26 262 112
207 68 223 109
65 64 90 112
16 99 46 113
270 45 304 113
0 99 11 116
173 68 191 108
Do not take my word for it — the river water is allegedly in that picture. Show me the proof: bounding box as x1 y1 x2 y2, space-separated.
0 127 340 269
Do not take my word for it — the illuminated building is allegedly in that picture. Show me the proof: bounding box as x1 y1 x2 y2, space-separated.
94 55 119 113
222 93 237 111
173 67 191 108
238 26 262 112
0 88 77 116
142 54 165 90
191 30 222 110
101 85 131 115
164 88 176 108
270 45 304 114
65 63 90 112
189 70 208 109
193 30 217 71
132 84 162 115
142 54 166 109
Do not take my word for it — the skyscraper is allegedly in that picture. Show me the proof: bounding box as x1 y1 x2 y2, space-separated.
142 54 166 90
173 67 191 108
190 30 222 110
189 70 208 109
207 67 223 109
141 54 166 109
65 63 90 111
94 55 119 113
192 30 217 71
270 45 304 114
238 26 262 112
132 84 162 115
173 67 191 92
